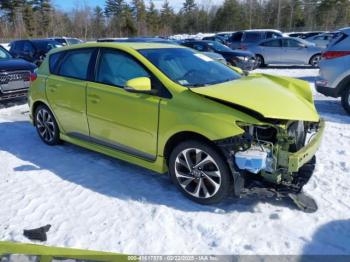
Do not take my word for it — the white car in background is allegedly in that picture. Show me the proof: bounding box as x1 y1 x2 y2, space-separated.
316 27 350 114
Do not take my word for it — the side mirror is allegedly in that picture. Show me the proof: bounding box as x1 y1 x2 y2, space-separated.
124 77 156 94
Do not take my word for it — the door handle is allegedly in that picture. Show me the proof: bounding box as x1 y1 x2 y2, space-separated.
88 94 100 104
48 84 60 92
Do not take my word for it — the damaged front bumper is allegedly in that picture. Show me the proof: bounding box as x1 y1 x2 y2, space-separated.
278 119 325 173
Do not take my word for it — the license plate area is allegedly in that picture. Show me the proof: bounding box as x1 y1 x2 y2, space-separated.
0 71 31 93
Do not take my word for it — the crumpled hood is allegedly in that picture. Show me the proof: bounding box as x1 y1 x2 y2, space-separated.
190 73 320 122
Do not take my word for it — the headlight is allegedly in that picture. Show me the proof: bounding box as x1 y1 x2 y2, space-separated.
236 56 248 61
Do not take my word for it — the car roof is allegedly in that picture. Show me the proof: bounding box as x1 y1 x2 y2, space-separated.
184 40 217 44
244 29 282 33
338 27 350 35
49 42 184 54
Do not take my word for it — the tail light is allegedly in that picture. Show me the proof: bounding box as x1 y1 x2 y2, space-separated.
30 72 37 82
322 51 350 60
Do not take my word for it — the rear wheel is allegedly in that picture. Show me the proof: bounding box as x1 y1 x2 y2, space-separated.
309 54 321 68
169 140 233 204
34 105 60 145
341 87 350 114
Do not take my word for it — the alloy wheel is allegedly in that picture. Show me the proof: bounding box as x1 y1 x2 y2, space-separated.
255 56 262 68
311 55 321 67
174 148 222 199
36 108 56 143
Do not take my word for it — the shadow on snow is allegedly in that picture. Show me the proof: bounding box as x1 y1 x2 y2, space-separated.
0 120 300 214
301 219 350 256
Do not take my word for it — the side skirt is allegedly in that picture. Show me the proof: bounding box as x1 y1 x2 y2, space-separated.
59 133 168 174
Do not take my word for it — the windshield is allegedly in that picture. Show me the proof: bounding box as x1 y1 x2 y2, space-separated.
0 47 12 59
139 48 240 87
207 41 232 52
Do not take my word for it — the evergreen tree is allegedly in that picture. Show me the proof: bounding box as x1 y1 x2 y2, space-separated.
0 0 25 25
147 1 160 35
211 0 240 31
32 0 52 36
180 0 198 33
160 0 174 34
122 4 137 36
22 2 35 36
92 6 105 38
104 0 125 17
132 0 147 35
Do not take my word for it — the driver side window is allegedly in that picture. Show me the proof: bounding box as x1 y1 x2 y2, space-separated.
96 49 150 87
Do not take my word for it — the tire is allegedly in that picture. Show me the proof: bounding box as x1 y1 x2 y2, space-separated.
309 54 321 68
169 140 233 205
341 87 350 114
255 55 266 68
34 104 61 145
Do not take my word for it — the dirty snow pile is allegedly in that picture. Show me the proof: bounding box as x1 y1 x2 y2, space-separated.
0 68 349 255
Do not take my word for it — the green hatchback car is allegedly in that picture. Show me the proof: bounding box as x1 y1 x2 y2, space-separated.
29 42 324 206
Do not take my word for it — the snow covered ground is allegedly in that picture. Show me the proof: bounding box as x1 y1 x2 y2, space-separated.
0 67 349 255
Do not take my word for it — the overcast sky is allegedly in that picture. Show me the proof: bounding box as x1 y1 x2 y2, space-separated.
54 0 224 12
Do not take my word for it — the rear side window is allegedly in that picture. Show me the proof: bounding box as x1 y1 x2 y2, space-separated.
58 49 93 80
282 39 304 48
10 41 24 52
261 39 281 47
243 32 261 43
231 32 243 41
67 38 82 45
49 52 64 74
266 31 282 39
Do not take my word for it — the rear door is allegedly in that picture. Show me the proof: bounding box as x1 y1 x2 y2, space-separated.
86 48 161 160
46 48 95 136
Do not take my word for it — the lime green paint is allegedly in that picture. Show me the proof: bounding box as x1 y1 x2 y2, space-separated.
190 73 319 122
125 77 152 92
285 119 325 172
0 241 128 262
29 42 322 177
229 66 244 75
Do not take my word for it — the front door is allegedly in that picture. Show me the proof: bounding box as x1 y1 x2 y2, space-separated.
282 39 309 64
86 48 160 160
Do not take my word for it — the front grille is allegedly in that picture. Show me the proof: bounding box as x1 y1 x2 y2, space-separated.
0 71 31 93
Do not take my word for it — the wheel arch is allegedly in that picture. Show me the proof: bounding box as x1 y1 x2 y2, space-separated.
255 54 265 67
31 100 62 131
309 53 321 65
163 131 220 165
335 74 350 97
31 100 50 124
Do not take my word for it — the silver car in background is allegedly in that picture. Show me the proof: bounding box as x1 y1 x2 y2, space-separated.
248 37 322 68
316 27 350 114
305 33 334 49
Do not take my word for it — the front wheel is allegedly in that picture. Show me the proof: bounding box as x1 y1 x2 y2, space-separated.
309 54 321 68
341 87 350 114
169 140 233 204
34 105 61 145
255 55 266 68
